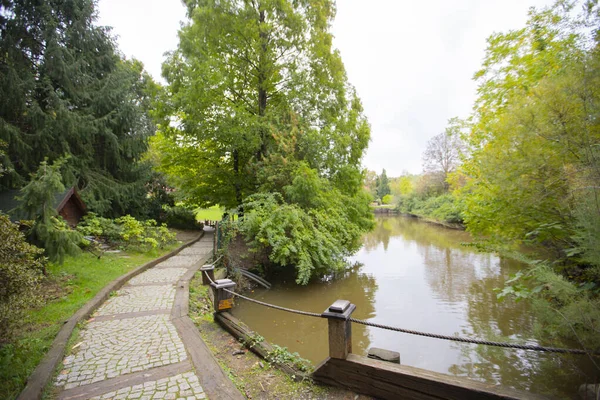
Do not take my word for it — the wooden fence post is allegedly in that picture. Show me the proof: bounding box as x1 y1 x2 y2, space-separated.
213 221 218 254
210 279 236 312
322 300 356 359
200 264 215 285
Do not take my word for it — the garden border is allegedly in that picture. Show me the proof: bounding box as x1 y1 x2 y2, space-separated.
17 231 205 400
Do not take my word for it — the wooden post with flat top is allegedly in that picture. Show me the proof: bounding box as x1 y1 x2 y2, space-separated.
322 300 356 359
200 264 215 285
210 279 236 312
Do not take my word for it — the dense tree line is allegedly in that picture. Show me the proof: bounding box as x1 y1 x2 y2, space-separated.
395 0 600 350
0 0 158 217
458 0 600 350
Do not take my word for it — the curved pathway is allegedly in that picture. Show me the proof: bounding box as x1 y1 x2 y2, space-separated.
52 231 242 400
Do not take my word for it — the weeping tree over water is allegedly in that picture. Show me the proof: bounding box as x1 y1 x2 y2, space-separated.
153 0 373 283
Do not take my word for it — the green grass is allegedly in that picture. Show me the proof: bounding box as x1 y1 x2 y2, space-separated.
0 244 179 400
195 205 224 221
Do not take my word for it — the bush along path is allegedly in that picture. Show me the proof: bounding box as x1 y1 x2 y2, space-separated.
47 229 242 400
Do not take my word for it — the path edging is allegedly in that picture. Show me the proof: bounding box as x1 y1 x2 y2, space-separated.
18 231 205 400
171 249 245 400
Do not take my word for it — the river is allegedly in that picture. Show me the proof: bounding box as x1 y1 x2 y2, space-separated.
230 215 595 398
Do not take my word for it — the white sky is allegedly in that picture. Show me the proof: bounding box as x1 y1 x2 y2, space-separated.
97 0 556 177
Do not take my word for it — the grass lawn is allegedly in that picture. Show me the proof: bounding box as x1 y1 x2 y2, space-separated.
0 244 180 400
196 205 224 221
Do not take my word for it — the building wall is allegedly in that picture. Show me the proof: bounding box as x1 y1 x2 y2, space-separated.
59 197 84 227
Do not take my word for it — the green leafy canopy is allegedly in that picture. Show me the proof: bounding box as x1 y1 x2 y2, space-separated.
154 0 373 283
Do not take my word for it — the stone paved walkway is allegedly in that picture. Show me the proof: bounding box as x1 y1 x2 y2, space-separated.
53 233 215 400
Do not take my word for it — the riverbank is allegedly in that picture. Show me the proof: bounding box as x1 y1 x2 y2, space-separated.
371 203 465 230
395 193 465 230
371 205 397 213
188 272 373 399
398 212 465 231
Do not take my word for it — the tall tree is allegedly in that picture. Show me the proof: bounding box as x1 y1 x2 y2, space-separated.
0 0 157 217
376 169 391 199
154 0 373 283
422 118 465 191
16 158 83 264
459 1 600 259
363 169 378 198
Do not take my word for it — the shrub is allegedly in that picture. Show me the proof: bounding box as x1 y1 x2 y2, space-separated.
162 205 201 230
381 194 393 205
77 214 177 251
396 194 464 224
114 215 176 250
76 213 121 242
233 191 372 284
0 214 45 343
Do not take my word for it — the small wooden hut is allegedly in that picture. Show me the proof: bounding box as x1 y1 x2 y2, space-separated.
0 186 86 226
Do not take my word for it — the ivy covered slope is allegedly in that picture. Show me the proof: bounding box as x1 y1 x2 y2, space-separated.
153 0 373 284
0 0 158 217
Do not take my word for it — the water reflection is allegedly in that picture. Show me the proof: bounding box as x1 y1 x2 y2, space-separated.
233 215 592 398
452 260 598 398
231 262 378 363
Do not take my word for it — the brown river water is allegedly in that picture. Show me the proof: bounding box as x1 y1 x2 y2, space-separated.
230 215 597 398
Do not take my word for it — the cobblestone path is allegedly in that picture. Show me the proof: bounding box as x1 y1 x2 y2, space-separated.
54 233 215 400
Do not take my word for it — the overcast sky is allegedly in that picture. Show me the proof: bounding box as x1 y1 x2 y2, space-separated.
97 0 555 177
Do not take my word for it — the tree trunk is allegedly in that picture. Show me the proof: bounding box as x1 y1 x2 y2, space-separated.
257 9 268 161
232 149 244 218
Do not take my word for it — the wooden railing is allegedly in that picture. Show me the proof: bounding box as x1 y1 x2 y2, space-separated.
201 269 549 400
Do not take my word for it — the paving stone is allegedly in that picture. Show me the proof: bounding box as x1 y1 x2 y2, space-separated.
128 268 189 285
56 315 186 388
178 246 212 256
55 237 210 398
156 255 200 268
88 372 205 400
95 285 175 315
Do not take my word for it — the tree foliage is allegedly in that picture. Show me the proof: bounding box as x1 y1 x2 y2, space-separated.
154 0 373 283
16 159 83 264
0 0 157 217
0 214 44 343
375 169 391 199
236 187 372 284
453 0 600 349
422 118 466 190
363 169 378 198
460 1 600 263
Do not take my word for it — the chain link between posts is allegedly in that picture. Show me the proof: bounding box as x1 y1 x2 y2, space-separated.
201 271 597 356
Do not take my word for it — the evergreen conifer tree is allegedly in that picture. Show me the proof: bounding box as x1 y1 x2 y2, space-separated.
16 158 82 265
0 0 157 217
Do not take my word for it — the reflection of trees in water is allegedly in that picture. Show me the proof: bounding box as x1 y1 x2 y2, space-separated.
448 260 595 398
364 216 503 303
232 262 378 363
362 216 592 397
362 217 393 251
362 215 473 252
421 246 497 303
